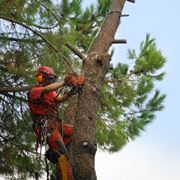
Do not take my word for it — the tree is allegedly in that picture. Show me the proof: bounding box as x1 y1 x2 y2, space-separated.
0 0 166 179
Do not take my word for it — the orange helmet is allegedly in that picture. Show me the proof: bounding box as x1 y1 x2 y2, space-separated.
35 66 56 76
35 66 57 85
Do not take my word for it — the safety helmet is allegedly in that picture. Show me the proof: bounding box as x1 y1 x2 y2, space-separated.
35 66 56 76
35 66 57 84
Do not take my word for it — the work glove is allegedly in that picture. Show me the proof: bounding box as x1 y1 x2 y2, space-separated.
67 85 82 97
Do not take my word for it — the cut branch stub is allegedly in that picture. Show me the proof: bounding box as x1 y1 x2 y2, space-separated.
112 39 127 44
121 14 129 17
127 0 135 3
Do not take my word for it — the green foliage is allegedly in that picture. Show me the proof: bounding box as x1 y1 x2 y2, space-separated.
0 0 166 178
134 34 166 74
97 34 166 152
0 98 41 179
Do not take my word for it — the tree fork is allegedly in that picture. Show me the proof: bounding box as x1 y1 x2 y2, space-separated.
67 0 127 179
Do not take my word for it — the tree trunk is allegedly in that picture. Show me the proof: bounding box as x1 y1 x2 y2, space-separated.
67 1 126 179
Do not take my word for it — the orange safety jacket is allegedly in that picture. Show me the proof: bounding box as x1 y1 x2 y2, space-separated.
28 86 73 149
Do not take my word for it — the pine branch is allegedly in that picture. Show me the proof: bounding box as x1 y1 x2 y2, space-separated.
105 70 138 84
0 92 27 102
33 2 87 61
0 15 74 72
31 22 59 30
0 134 37 155
0 96 9 103
0 35 43 43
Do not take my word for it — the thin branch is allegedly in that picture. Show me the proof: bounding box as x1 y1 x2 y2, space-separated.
0 35 43 43
105 72 133 84
35 0 60 23
97 114 114 128
65 42 87 61
0 128 37 155
11 142 38 155
31 22 59 30
0 92 27 102
0 96 9 103
0 16 55 49
34 1 88 61
0 86 32 93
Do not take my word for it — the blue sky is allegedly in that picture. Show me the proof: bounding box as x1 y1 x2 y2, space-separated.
81 0 180 179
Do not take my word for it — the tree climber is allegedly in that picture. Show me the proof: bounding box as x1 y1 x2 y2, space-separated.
28 66 84 180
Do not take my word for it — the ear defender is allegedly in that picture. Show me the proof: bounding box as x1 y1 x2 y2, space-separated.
36 74 43 83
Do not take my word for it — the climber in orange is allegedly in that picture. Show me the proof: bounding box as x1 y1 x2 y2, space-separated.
28 66 84 180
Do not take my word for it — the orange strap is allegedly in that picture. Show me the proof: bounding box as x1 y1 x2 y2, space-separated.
58 155 68 180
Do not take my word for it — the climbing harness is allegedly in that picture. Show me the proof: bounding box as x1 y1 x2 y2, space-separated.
35 117 50 180
33 108 70 180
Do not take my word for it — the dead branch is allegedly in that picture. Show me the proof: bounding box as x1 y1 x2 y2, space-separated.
0 86 32 93
65 42 87 61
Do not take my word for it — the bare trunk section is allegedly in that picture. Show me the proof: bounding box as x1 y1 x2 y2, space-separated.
72 52 110 179
64 97 78 125
67 1 126 179
90 0 125 53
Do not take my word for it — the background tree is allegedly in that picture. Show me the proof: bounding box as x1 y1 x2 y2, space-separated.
0 0 166 179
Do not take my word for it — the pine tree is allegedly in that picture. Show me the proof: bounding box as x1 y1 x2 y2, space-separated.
0 0 166 179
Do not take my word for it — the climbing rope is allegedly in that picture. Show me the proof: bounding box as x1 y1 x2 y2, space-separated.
36 118 50 180
61 105 64 140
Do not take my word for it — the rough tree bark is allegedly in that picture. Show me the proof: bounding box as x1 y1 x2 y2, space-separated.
67 0 126 179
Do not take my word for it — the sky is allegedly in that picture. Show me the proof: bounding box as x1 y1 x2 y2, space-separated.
81 0 180 180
